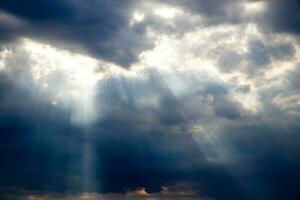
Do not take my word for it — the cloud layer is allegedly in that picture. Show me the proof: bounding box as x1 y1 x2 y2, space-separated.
1 1 300 200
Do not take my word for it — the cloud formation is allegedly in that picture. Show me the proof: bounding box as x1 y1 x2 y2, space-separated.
1 1 300 200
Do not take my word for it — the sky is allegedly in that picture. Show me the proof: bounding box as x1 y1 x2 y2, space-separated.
0 0 300 200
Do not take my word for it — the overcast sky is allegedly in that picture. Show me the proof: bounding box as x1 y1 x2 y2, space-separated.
0 0 300 200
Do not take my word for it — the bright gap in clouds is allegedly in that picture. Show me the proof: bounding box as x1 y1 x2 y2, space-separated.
23 39 102 125
154 6 182 19
244 0 266 13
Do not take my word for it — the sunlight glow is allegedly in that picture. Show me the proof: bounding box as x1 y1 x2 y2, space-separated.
133 11 145 22
0 47 12 71
244 1 266 13
24 39 102 125
154 6 181 19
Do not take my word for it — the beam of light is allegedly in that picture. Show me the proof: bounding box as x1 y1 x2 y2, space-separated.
140 21 281 115
23 39 110 193
133 14 279 199
23 38 102 125
81 128 97 192
16 39 105 192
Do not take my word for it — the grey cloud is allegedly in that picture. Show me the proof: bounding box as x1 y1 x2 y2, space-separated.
203 82 228 96
248 40 295 65
157 0 246 25
0 0 152 68
214 98 242 120
218 50 243 72
270 42 295 60
234 84 251 93
216 38 296 74
248 39 270 67
288 64 300 89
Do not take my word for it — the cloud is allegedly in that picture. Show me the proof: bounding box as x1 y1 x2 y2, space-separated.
156 0 246 25
0 0 153 67
259 0 300 34
0 186 215 200
1 1 300 200
1 0 299 68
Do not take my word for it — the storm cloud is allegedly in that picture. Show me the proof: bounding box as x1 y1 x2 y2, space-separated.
1 0 300 200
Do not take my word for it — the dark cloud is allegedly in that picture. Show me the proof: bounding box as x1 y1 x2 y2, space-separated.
0 0 152 67
0 71 213 197
260 0 300 34
1 62 300 200
1 1 300 200
214 98 242 120
0 0 73 22
0 187 214 200
222 123 300 200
